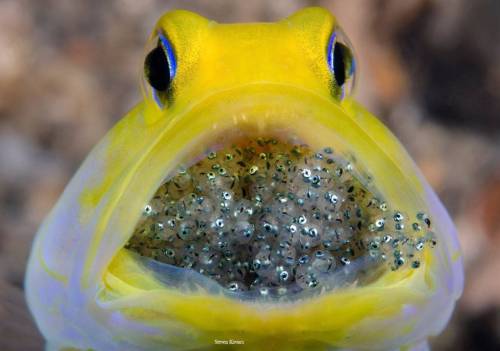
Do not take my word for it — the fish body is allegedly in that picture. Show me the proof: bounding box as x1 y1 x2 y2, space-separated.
25 8 463 351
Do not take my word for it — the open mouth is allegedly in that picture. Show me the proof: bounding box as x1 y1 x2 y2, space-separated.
124 130 435 299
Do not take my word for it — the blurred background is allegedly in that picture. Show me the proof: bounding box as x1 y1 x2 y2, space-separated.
0 0 499 350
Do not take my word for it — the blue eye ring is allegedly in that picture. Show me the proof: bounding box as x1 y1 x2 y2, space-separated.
144 32 177 108
158 33 177 81
326 28 356 99
327 31 337 73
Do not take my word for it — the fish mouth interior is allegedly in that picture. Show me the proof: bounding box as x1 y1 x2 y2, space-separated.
124 129 433 300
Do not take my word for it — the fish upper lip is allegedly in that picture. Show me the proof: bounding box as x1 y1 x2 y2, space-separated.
161 81 343 123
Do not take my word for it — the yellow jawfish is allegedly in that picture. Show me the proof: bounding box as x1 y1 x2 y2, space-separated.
25 7 464 351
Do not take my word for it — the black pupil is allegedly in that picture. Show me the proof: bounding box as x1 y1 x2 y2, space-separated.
144 42 170 92
333 42 348 87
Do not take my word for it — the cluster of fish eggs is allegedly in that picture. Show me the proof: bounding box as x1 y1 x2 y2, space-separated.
125 137 436 297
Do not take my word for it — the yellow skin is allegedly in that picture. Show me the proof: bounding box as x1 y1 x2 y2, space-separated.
25 8 463 351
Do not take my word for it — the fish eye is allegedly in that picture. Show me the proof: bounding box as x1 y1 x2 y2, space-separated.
144 33 176 107
327 27 356 99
